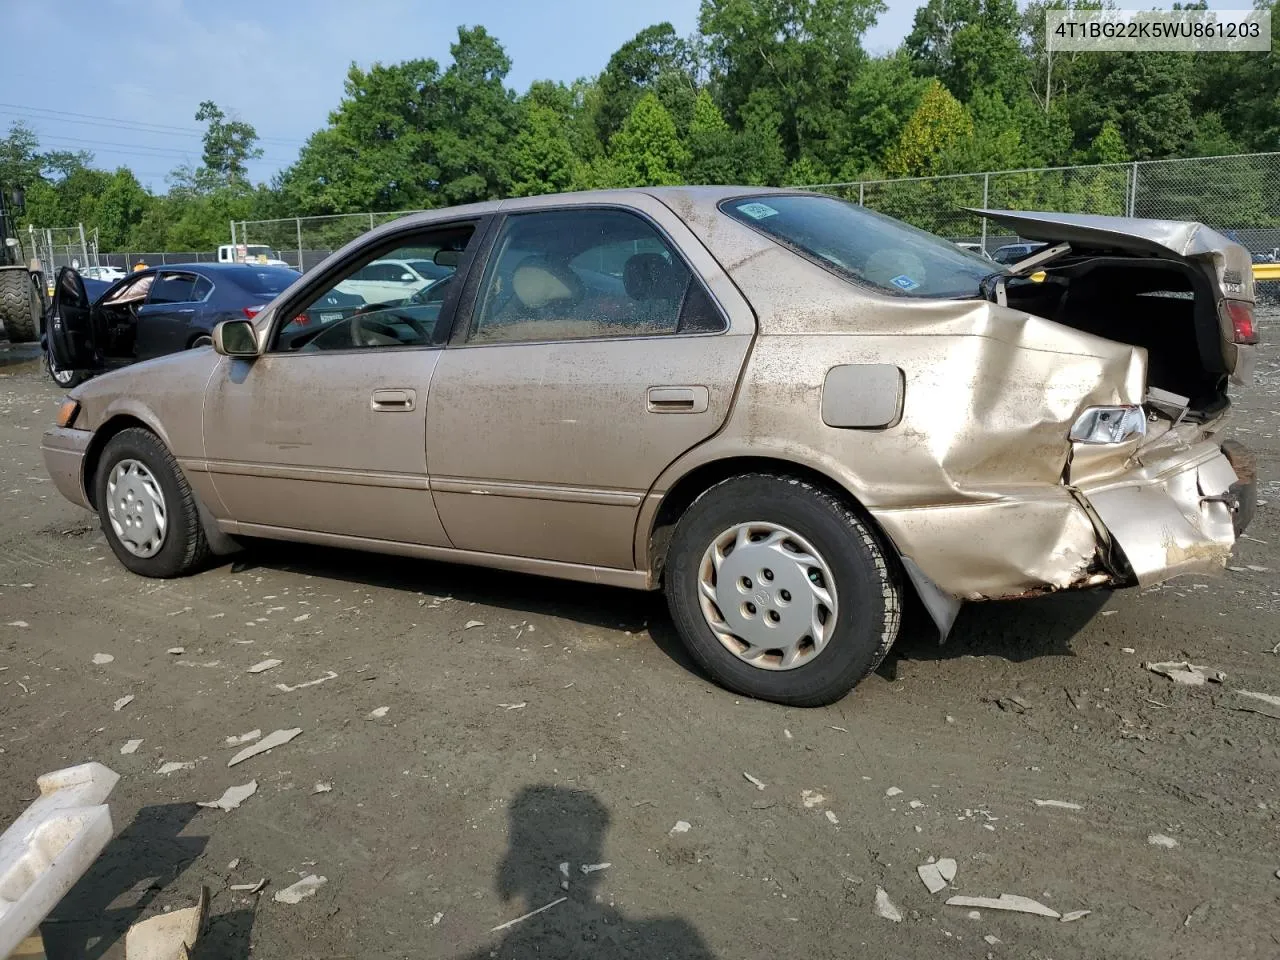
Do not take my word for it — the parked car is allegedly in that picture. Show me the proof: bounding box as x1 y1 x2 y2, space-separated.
79 265 128 283
990 241 1048 264
42 189 1257 706
335 257 452 303
953 241 991 259
42 263 301 388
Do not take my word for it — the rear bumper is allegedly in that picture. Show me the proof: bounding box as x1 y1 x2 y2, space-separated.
40 427 92 510
871 438 1252 605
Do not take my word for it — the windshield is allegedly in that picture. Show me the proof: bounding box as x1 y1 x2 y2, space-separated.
244 245 274 258
721 194 1003 299
232 266 299 296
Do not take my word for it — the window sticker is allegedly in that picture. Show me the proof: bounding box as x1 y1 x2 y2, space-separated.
736 201 779 220
890 274 920 291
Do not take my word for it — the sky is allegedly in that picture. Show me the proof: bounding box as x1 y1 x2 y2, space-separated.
3 0 919 190
0 0 1248 191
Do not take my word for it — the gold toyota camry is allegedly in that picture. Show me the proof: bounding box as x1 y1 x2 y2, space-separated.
41 188 1259 706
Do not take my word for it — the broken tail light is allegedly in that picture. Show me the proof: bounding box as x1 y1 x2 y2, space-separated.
1223 300 1258 345
1069 406 1147 445
242 305 264 320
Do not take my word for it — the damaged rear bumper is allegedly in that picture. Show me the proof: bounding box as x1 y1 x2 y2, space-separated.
871 438 1253 635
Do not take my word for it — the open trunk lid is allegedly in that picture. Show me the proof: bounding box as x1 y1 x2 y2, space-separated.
973 209 1258 414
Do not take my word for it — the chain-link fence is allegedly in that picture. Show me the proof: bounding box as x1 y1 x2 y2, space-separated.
805 151 1280 257
25 225 100 284
225 151 1280 271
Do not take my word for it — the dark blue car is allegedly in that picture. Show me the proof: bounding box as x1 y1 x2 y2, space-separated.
44 263 305 387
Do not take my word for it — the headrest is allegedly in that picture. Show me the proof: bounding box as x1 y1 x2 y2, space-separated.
511 256 584 310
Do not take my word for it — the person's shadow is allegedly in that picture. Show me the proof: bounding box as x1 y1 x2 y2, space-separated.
461 786 715 960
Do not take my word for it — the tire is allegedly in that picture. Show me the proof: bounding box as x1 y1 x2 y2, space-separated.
44 343 87 388
664 474 901 707
190 335 213 349
0 269 38 343
94 427 209 578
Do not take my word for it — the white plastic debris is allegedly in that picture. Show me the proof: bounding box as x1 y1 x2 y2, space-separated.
918 862 947 894
156 762 195 775
1143 660 1225 686
669 820 691 836
1033 799 1083 810
6 620 28 628
984 934 1001 945
946 894 1060 919
120 739 143 755
0 763 120 958
464 620 484 629
123 887 207 960
743 772 767 791
580 862 611 874
885 787 903 797
275 670 337 693
1147 833 1179 848
247 659 281 674
273 874 326 904
937 858 957 883
198 781 257 812
312 782 332 794
432 911 444 925
801 790 827 808
166 647 185 655
874 886 903 922
92 653 114 665
367 706 389 719
497 702 526 711
907 800 924 809
1061 909 1091 922
113 695 135 712
227 859 239 870
490 896 566 932
224 729 261 745
229 879 266 894
228 727 301 767
1235 689 1280 719
825 810 839 825
292 613 310 622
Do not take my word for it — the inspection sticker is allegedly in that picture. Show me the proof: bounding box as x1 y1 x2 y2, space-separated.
737 202 779 220
890 275 920 291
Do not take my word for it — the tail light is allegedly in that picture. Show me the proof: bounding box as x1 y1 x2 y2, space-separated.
242 305 264 320
291 314 310 327
1224 300 1258 345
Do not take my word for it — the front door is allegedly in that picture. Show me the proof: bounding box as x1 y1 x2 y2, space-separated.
426 202 755 571
47 267 98 370
202 221 481 547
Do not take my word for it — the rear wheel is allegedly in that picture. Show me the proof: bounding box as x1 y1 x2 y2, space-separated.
44 342 86 388
0 269 39 343
664 474 901 707
94 427 209 578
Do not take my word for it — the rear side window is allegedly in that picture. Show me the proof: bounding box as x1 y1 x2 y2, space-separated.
469 208 724 343
148 272 197 304
192 276 214 300
722 194 1001 299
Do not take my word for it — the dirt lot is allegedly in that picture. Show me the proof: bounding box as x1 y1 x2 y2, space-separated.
1 318 1278 960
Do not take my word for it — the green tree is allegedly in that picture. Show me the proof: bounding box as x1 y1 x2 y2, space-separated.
1087 120 1129 164
684 89 739 183
835 54 930 179
195 101 263 182
592 23 700 144
884 80 973 176
608 93 689 186
905 0 1024 103
510 101 581 196
94 169 152 249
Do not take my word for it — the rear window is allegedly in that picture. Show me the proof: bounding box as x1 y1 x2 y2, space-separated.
231 267 299 296
721 194 1001 299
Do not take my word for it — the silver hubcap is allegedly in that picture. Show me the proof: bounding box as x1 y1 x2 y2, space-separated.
48 350 74 385
105 459 167 558
697 521 838 671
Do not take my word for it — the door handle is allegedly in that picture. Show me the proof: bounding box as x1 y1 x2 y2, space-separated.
177 308 196 314
370 388 417 411
647 386 709 414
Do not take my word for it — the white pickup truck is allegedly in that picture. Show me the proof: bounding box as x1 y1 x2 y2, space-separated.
216 243 290 268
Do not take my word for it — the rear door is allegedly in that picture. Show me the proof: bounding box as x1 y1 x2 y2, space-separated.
425 198 755 571
47 267 98 370
135 270 200 360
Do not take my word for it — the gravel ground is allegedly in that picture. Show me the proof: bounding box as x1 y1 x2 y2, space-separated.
1 313 1277 959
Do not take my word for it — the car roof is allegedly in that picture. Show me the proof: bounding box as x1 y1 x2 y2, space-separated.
137 263 299 275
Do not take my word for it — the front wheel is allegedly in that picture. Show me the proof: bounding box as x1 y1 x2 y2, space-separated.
94 427 209 577
664 474 901 707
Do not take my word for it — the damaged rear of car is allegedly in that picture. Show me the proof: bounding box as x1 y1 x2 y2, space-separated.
700 194 1257 643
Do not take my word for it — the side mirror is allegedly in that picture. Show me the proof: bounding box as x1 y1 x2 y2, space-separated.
212 319 259 357
400 272 415 282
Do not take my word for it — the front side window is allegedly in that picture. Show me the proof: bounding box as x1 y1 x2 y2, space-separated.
469 208 721 343
722 194 1002 299
272 226 472 353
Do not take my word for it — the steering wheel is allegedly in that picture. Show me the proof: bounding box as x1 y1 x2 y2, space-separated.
350 314 403 347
